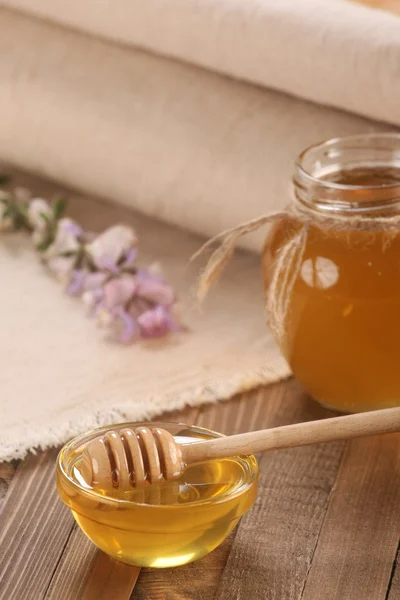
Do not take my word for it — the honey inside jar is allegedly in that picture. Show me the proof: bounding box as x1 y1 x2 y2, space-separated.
57 423 258 568
263 135 400 413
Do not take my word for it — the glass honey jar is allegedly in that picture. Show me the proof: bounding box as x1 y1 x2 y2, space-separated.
263 133 400 413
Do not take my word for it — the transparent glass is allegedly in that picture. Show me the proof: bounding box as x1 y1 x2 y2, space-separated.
263 133 400 412
57 422 258 568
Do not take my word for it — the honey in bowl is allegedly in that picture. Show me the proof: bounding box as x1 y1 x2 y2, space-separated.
263 136 400 413
57 422 258 568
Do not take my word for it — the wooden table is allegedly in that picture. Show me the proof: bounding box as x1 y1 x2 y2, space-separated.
1 380 399 600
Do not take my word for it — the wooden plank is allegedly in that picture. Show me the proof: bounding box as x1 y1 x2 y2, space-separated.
79 551 140 600
301 433 400 600
0 450 74 600
44 525 97 600
44 525 139 600
0 461 16 504
44 526 140 600
44 525 140 600
213 381 346 600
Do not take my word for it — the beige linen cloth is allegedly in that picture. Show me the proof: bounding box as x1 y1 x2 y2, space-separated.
2 0 400 128
0 6 395 460
0 8 393 253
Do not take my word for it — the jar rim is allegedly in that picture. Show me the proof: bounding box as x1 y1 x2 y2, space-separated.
293 133 400 214
295 132 400 191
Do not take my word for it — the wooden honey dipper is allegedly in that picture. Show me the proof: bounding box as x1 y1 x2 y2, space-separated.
81 407 400 490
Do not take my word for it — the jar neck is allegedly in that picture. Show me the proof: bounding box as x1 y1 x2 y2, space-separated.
293 134 400 217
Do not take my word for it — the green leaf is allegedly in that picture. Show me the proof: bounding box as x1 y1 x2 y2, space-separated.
36 236 53 253
12 212 25 231
36 241 49 252
0 174 11 186
52 196 68 220
2 205 12 219
40 211 51 224
17 203 29 221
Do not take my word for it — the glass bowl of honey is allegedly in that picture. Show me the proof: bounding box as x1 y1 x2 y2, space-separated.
263 133 400 413
57 422 258 568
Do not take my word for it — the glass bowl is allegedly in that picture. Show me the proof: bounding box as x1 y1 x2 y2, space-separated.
56 422 258 568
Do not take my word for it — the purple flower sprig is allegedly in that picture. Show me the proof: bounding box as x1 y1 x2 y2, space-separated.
0 177 180 343
61 224 179 343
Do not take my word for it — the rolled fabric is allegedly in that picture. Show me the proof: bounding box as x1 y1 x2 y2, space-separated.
2 0 400 127
0 8 393 252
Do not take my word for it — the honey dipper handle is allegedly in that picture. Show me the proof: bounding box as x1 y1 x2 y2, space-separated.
180 407 400 464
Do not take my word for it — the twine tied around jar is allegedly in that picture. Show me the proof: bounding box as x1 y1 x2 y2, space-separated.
191 206 310 344
192 211 287 301
192 200 400 345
